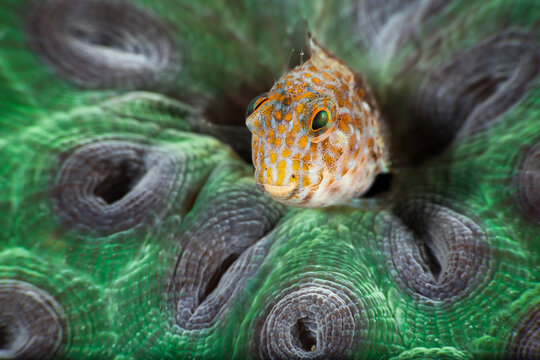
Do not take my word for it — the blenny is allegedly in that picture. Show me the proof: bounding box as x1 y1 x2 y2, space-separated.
246 37 390 207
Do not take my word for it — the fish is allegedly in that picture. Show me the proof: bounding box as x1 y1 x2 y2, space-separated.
245 36 390 207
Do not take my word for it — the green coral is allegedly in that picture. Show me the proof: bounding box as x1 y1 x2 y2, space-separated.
0 0 539 359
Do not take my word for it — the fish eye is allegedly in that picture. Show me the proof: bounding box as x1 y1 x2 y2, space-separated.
310 109 330 131
246 93 269 117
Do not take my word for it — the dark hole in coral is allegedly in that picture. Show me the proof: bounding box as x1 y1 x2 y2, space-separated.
462 76 505 111
93 159 145 204
406 218 444 281
199 253 239 303
295 318 317 352
362 173 393 198
420 240 442 281
0 323 13 350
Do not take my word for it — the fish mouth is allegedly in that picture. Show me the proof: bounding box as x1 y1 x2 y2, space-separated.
254 157 323 201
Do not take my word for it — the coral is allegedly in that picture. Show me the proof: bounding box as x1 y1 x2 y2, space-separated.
0 0 538 359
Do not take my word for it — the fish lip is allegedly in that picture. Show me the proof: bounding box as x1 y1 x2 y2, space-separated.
256 182 299 201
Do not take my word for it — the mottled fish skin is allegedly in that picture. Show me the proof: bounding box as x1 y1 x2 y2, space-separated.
246 38 390 207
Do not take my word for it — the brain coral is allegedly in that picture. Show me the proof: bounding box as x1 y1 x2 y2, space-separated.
0 0 539 359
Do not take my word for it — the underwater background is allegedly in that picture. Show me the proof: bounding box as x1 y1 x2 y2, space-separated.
0 0 539 359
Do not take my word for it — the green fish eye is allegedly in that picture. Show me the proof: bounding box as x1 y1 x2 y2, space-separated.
311 109 330 131
246 92 269 117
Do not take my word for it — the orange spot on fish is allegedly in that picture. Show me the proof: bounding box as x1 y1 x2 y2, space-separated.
323 153 334 167
277 160 286 185
299 136 308 149
330 146 342 156
284 112 292 122
327 84 338 94
282 148 291 158
262 104 273 117
322 71 333 81
295 103 305 115
270 152 277 164
265 167 273 184
339 118 349 132
295 92 315 102
286 136 294 147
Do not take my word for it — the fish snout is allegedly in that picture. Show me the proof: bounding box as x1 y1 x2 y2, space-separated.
254 157 323 203
245 114 263 137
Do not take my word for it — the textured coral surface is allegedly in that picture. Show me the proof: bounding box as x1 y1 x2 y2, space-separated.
0 0 539 359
